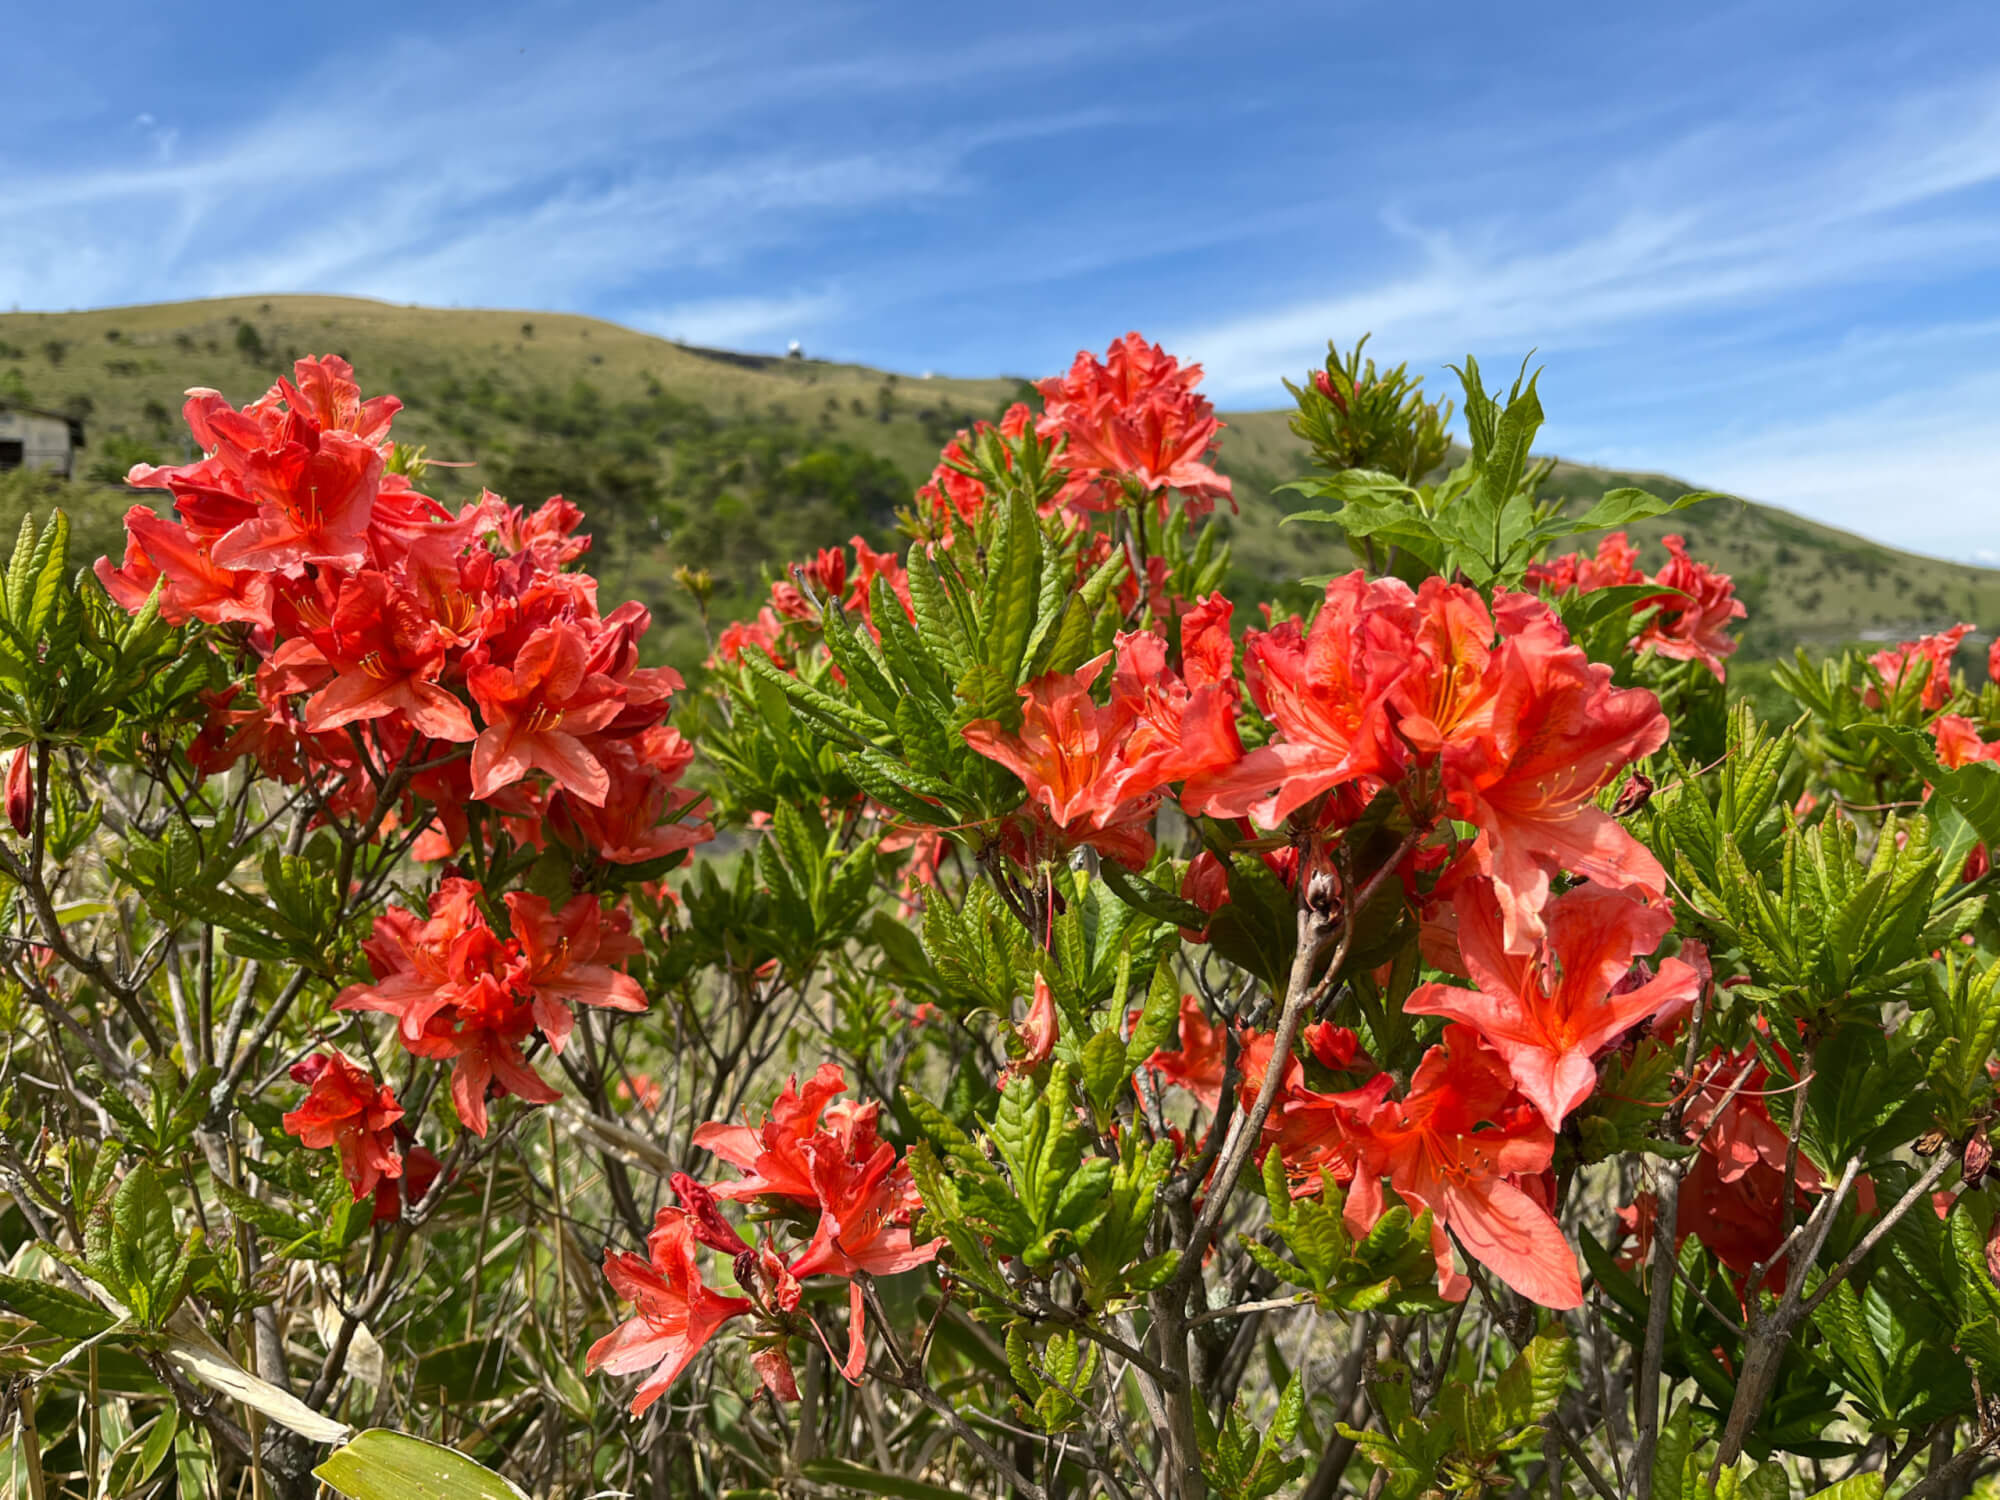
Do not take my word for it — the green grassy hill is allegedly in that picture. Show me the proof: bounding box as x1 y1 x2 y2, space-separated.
1220 409 2000 660
3 295 1993 669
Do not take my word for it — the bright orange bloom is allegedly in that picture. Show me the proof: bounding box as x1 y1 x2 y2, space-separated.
1145 995 1228 1112
1341 1023 1580 1308
94 507 274 630
787 1112 940 1282
336 879 642 1135
963 652 1158 865
492 494 591 564
1636 535 1745 680
1184 572 1413 824
198 411 384 574
299 571 474 742
586 1206 753 1414
550 726 713 865
1870 623 1973 710
918 402 1036 532
371 1141 443 1224
1112 593 1245 799
714 606 788 669
1524 531 1645 595
1036 334 1235 520
1406 879 1698 1128
1935 713 2000 769
257 354 402 444
468 620 624 804
1626 1047 1827 1293
1237 1031 1393 1190
848 536 914 635
788 1101 943 1382
1389 578 1499 759
693 1062 852 1203
1442 592 1668 953
281 1051 404 1201
501 891 646 1052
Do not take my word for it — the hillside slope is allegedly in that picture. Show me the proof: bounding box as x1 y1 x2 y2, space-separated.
1221 409 2000 659
3 296 1992 666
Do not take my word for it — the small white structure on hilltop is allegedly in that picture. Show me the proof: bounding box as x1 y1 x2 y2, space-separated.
787 340 803 360
0 406 83 477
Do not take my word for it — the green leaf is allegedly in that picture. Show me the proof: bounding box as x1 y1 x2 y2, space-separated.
0 1272 117 1340
314 1430 528 1500
1487 1326 1571 1447
1872 725 2000 849
103 1406 178 1498
1652 1401 1701 1500
982 492 1043 689
4 513 37 626
1570 486 1717 533
799 1458 969 1500
1099 860 1209 930
110 1162 182 1325
1126 954 1179 1070
1078 1027 1130 1116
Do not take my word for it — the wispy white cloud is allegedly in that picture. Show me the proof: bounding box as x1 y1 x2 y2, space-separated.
1628 366 2000 565
0 3 1164 314
1174 74 2000 402
631 289 846 349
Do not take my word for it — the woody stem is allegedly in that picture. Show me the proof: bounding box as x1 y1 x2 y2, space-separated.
1632 971 1710 1500
1710 1154 1863 1476
1174 826 1420 1280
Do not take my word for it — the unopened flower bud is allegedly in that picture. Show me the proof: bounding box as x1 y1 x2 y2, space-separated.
1305 866 1340 918
1964 1130 1992 1187
6 746 31 837
1611 772 1654 818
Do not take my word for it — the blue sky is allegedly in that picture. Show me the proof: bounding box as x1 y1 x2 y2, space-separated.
8 1 2000 559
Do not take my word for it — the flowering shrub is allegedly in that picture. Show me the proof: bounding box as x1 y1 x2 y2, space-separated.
0 334 1996 1500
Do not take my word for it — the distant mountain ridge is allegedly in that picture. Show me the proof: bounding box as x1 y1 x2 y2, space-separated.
3 294 1995 665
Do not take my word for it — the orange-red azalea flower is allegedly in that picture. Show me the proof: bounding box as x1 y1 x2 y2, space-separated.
281 1050 404 1201
468 620 625 804
1406 879 1698 1128
586 1206 753 1414
1340 1023 1581 1308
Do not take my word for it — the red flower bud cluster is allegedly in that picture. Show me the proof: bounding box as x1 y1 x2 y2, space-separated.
280 1050 405 1201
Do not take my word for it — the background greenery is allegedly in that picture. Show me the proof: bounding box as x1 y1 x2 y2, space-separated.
6 294 1996 672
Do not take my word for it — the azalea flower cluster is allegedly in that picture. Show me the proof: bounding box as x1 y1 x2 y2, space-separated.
1526 530 1746 680
278 877 646 1202
586 1065 938 1413
714 537 912 670
1618 1041 1832 1295
335 880 646 1137
915 332 1234 538
1879 622 1977 712
97 354 712 866
971 569 1709 1307
279 1049 443 1218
